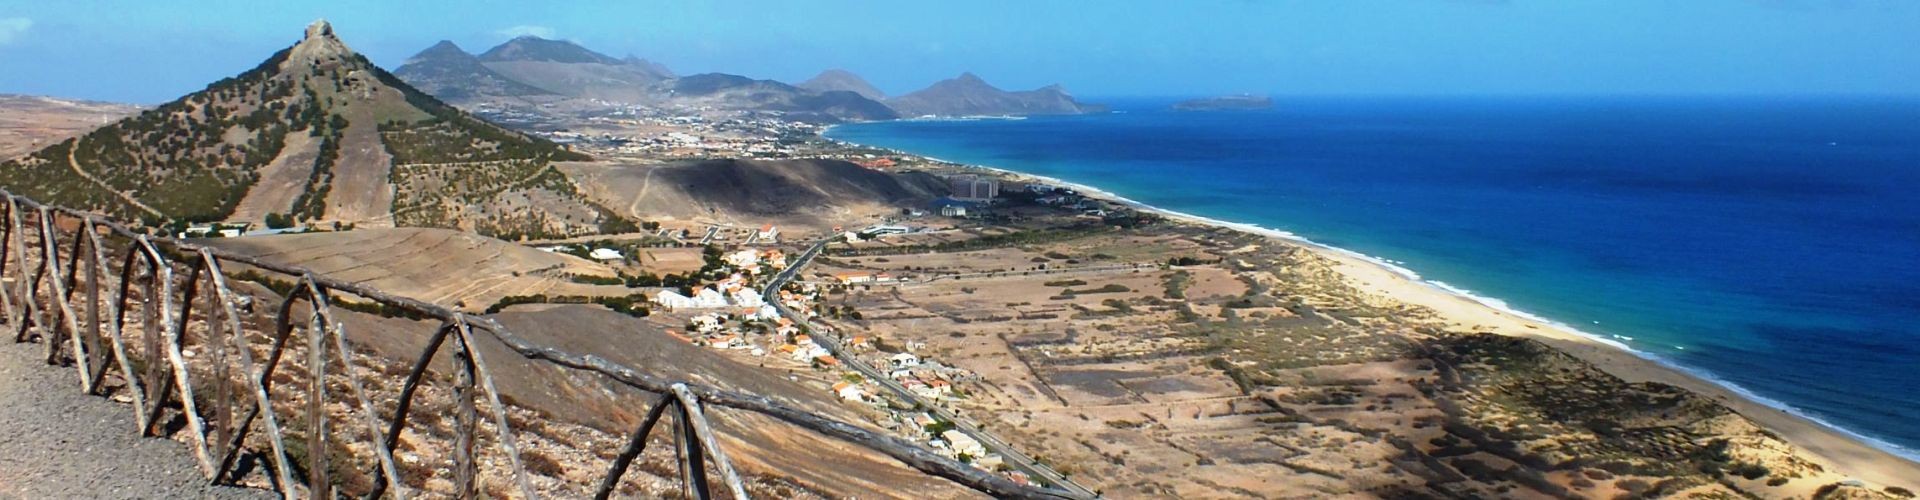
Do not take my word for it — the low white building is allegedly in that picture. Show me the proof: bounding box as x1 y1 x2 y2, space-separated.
744 304 780 321
689 314 723 333
942 430 986 458
691 288 730 308
730 288 765 308
860 225 911 238
589 248 623 261
889 352 922 369
653 290 696 310
654 287 735 310
723 249 761 268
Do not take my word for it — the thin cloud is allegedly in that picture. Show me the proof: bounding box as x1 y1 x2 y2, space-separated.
496 25 556 39
0 17 31 45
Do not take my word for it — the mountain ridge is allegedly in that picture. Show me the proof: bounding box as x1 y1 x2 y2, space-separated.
396 37 1102 120
671 73 899 121
394 40 555 100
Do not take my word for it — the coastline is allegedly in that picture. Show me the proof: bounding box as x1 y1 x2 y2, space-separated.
821 130 1920 489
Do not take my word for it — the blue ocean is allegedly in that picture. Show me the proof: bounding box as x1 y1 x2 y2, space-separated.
827 96 1920 460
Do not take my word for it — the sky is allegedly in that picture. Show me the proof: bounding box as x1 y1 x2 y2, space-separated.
0 0 1916 104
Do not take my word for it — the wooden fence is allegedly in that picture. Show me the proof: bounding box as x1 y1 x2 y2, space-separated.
0 189 1083 500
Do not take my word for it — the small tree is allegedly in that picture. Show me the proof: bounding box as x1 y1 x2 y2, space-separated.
264 212 292 229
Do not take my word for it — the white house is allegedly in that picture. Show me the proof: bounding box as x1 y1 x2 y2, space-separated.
588 248 623 261
730 288 765 308
745 304 780 321
941 205 968 217
691 287 730 308
756 224 780 243
652 290 696 310
942 430 986 457
889 352 922 370
689 314 723 333
723 249 761 268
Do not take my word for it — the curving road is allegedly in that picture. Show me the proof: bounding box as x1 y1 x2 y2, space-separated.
765 240 1098 499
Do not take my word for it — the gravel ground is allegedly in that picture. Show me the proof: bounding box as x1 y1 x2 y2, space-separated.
0 341 273 499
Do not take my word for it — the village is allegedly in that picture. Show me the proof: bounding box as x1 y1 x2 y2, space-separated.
465 100 825 159
626 228 1040 484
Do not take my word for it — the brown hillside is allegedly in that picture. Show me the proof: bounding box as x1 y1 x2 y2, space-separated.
0 95 139 160
203 227 625 308
559 158 947 230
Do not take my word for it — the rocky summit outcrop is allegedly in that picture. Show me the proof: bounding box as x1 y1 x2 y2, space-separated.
886 72 1106 117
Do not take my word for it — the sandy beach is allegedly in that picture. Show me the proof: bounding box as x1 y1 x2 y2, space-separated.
893 153 1920 491
1309 244 1920 490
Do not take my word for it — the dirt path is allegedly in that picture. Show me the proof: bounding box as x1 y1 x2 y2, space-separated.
627 165 657 220
65 144 162 218
0 341 270 499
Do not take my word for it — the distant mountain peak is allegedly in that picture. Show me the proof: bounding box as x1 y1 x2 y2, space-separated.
888 72 1103 117
397 37 553 99
479 35 619 64
798 69 885 101
421 40 464 54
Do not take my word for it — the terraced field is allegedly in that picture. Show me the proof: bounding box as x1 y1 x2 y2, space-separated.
202 227 627 309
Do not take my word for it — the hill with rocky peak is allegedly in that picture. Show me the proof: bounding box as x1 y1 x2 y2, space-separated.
797 69 886 101
0 20 632 240
887 72 1105 117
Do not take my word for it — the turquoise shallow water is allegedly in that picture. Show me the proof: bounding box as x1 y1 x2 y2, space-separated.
827 96 1920 459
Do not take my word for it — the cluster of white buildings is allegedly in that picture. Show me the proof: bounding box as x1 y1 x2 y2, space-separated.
653 274 765 310
720 247 786 274
536 109 821 159
652 249 791 310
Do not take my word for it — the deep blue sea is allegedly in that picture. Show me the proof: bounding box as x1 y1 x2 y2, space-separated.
827 96 1920 460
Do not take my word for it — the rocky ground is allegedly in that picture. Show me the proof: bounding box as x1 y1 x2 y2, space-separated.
0 341 271 499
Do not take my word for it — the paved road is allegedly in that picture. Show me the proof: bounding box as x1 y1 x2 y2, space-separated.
0 341 271 499
765 240 1098 498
